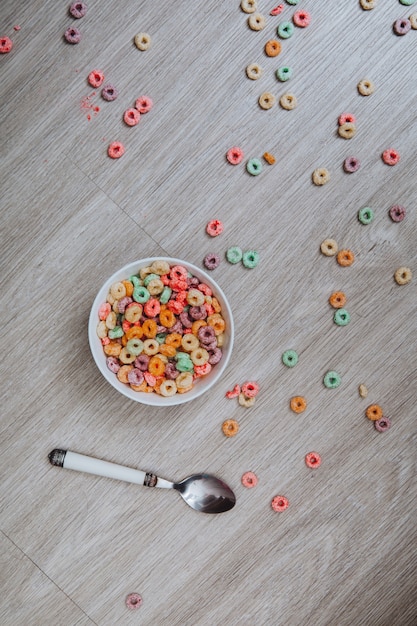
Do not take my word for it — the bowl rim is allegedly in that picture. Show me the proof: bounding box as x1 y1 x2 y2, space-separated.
88 257 234 406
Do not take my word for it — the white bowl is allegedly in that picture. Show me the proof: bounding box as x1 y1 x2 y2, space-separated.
88 258 234 406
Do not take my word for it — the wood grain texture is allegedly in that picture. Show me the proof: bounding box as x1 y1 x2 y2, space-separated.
1 1 416 625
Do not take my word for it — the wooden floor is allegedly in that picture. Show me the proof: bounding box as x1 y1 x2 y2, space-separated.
1 1 416 624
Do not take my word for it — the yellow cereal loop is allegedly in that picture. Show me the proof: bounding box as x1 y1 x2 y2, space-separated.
150 260 170 275
338 122 356 139
176 372 193 389
320 239 338 256
134 32 151 51
394 267 412 285
181 334 200 352
238 393 256 408
110 281 126 300
279 93 297 110
143 339 160 355
159 380 177 397
241 0 257 13
96 321 108 339
246 63 263 80
190 347 209 366
312 168 330 186
248 13 266 30
187 289 205 306
119 347 136 364
259 92 276 110
357 79 375 96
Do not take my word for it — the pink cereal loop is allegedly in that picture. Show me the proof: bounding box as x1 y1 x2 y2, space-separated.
194 362 212 377
305 452 321 469
270 5 284 16
241 471 258 488
206 220 224 237
170 265 188 281
241 381 259 398
198 283 212 296
338 112 356 125
135 95 153 113
293 10 311 28
108 141 125 159
101 337 110 345
226 384 241 398
382 148 400 166
125 593 142 610
88 70 104 88
0 36 13 53
226 146 244 165
98 302 111 320
144 371 156 386
271 495 289 512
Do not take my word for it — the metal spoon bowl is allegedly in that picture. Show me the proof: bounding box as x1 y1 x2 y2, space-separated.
49 449 236 514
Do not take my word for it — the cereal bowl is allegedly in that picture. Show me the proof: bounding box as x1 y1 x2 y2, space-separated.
88 258 234 406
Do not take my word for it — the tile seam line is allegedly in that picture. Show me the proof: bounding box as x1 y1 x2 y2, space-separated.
62 151 171 256
0 528 99 625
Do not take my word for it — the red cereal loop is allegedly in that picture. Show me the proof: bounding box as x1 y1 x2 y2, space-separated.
225 384 241 398
0 36 13 53
167 300 184 314
270 4 284 16
144 298 160 317
125 593 142 610
241 381 259 398
170 265 188 281
88 70 104 88
194 362 212 377
271 495 289 512
135 95 153 113
305 452 321 469
241 471 258 488
123 108 140 126
198 283 212 296
338 112 356 125
382 148 400 166
108 141 125 159
206 220 224 237
293 10 311 27
98 302 111 320
226 146 244 165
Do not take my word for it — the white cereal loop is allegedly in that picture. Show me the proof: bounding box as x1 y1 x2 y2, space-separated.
312 168 330 186
320 239 338 256
258 92 276 110
357 78 375 96
238 393 256 408
110 281 126 300
248 13 266 30
176 372 193 389
150 260 170 275
147 278 164 295
409 13 417 29
360 0 376 9
338 122 356 139
240 0 257 13
190 348 209 366
394 267 412 285
134 32 151 50
279 93 297 110
139 266 153 280
246 63 263 80
96 321 108 339
159 380 177 397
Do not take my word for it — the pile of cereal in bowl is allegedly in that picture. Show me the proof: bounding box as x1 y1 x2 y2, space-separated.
90 259 233 405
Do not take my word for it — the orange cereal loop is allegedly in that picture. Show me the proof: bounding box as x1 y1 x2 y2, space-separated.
117 365 133 384
265 39 281 57
192 320 207 335
337 249 355 267
263 152 276 165
159 309 176 328
131 380 148 392
159 343 177 358
142 319 157 338
222 419 239 437
165 332 182 348
290 396 307 413
211 297 222 313
366 404 383 421
329 291 346 308
125 326 143 340
148 356 166 377
122 280 134 297
207 314 226 335
103 341 122 357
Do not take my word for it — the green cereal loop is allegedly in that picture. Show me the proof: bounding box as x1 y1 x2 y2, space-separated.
282 349 298 367
130 275 141 287
277 21 294 39
323 371 341 389
246 158 262 176
133 285 150 303
399 0 415 5
242 250 260 268
286 0 300 4
358 207 374 225
156 333 167 344
175 354 194 372
126 338 144 355
276 66 292 82
334 308 351 326
143 273 159 287
159 286 172 304
226 246 243 264
108 326 124 339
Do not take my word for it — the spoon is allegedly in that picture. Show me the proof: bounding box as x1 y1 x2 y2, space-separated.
48 449 236 514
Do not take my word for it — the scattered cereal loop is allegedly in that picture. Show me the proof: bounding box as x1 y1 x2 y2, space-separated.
226 384 240 398
101 84 118 101
338 112 356 125
312 168 330 186
366 404 383 421
276 66 292 81
271 495 289 512
259 92 276 110
206 220 224 236
270 5 284 16
241 472 258 488
410 13 417 28
204 254 220 271
359 384 368 398
320 238 338 256
241 0 257 13
290 396 306 413
265 39 281 56
358 207 374 224
343 156 361 173
333 308 351 326
248 13 266 30
323 371 341 388
238 393 256 408
222 419 239 437
393 18 411 34
242 250 259 268
64 27 81 44
336 249 355 267
279 93 297 110
226 146 244 164
394 267 412 285
357 79 375 95
329 291 346 308
226 246 243 264
123 108 140 126
246 63 263 80
108 141 125 159
400 0 416 5
360 0 376 9
0 36 13 53
338 122 356 139
69 2 87 18
88 70 104 88
305 452 321 469
277 21 294 38
263 152 276 164
389 205 406 222
246 158 263 176
382 148 400 166
286 0 300 5
375 417 391 432
241 381 259 397
293 10 311 28
125 593 143 610
135 95 153 113
134 32 151 50
282 349 298 367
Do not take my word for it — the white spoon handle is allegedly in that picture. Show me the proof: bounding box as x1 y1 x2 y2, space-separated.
48 449 172 488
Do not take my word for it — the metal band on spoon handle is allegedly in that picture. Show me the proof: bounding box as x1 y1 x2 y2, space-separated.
48 449 173 489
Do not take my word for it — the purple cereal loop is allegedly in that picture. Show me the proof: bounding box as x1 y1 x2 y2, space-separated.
165 363 179 379
106 356 120 373
389 205 406 222
69 2 87 18
118 296 133 313
179 311 193 328
134 354 150 371
168 320 183 334
128 368 144 386
208 348 222 365
204 339 218 351
101 84 119 101
343 156 361 173
187 276 200 287
64 27 81 43
204 253 220 270
374 416 391 432
189 305 206 320
393 18 411 36
198 325 216 344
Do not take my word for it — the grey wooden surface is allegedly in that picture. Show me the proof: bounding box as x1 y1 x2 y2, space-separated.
1 1 416 625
